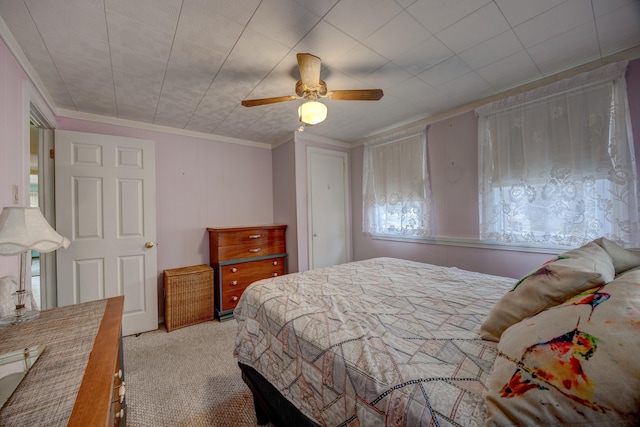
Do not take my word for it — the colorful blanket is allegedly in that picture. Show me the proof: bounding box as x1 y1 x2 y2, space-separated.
234 257 515 426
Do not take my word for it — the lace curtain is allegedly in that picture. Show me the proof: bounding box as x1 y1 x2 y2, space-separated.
362 125 431 237
476 61 639 247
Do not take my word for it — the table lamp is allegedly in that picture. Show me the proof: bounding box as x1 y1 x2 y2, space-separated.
0 207 70 325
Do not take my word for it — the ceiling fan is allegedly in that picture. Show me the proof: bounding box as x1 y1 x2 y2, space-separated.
241 53 384 125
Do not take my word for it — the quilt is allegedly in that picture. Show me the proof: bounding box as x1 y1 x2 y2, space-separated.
234 257 515 426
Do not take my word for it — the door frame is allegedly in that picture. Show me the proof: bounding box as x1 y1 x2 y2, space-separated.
29 102 58 309
306 147 351 270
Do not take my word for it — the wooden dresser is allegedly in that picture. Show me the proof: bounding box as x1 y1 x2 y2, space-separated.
208 225 287 320
0 296 125 426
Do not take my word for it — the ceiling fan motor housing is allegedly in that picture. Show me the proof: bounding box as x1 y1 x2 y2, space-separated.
296 79 327 99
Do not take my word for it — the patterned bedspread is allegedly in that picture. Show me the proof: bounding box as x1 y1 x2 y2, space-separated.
234 257 515 426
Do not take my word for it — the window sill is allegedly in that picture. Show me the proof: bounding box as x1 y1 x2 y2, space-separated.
367 234 568 255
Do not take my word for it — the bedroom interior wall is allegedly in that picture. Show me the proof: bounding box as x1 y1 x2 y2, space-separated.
0 39 29 277
351 57 640 280
55 117 275 319
272 139 299 273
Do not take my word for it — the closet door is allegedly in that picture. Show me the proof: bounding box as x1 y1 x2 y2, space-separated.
307 147 350 269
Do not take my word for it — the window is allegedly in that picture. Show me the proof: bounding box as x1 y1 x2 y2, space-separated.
363 126 431 237
476 61 639 247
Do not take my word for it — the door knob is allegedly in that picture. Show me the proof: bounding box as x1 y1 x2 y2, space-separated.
145 241 155 248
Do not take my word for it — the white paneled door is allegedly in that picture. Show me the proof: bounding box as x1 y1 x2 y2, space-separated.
54 130 157 336
307 147 350 269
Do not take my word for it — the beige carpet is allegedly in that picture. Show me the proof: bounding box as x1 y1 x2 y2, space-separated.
123 319 266 427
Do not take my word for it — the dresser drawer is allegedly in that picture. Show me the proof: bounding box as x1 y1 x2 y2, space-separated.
209 226 287 263
218 239 286 261
220 258 285 311
218 227 285 247
220 257 285 292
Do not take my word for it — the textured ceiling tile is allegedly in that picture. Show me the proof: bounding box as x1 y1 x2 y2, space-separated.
222 28 290 75
591 0 637 17
106 11 174 61
407 0 491 34
475 50 543 90
55 55 113 88
527 22 600 76
435 71 493 104
114 87 157 123
458 30 523 70
175 2 248 52
163 38 226 93
247 0 322 48
106 0 181 32
293 0 340 16
25 0 108 42
436 2 511 54
110 44 167 82
514 0 594 48
361 61 412 89
363 11 431 60
36 22 110 67
67 82 117 116
332 44 388 77
596 2 640 56
386 77 448 111
417 56 472 87
494 0 565 27
113 69 163 94
324 0 403 40
392 36 454 76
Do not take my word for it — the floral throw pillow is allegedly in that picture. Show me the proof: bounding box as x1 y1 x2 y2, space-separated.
485 268 640 426
479 242 614 342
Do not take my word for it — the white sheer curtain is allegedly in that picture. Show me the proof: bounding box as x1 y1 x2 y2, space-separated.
362 125 431 237
476 61 639 247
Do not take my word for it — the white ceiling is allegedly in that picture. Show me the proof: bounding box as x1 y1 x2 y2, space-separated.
1 0 639 146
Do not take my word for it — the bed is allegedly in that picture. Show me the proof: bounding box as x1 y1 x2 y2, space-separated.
234 240 640 426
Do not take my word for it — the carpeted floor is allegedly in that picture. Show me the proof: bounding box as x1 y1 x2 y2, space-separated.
123 319 265 427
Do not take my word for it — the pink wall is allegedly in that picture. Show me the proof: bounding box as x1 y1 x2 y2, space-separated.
56 117 274 318
350 58 640 279
272 139 298 272
0 40 32 276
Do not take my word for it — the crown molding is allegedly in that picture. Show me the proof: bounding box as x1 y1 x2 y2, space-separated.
57 109 273 150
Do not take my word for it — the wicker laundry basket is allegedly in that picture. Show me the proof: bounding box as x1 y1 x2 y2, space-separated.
164 264 214 332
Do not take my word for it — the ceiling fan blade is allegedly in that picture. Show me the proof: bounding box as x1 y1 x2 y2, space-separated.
297 53 321 88
325 89 384 101
241 95 298 107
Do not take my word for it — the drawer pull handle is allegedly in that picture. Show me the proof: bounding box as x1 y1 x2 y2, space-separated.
230 280 238 286
113 382 126 404
231 296 239 302
248 248 261 253
248 234 261 239
272 273 278 277
230 267 237 273
272 260 278 266
116 409 125 419
114 369 123 379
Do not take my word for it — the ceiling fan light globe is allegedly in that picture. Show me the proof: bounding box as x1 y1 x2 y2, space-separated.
298 101 327 125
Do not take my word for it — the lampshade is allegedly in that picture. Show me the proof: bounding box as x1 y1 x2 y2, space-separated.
0 207 70 255
298 101 327 125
